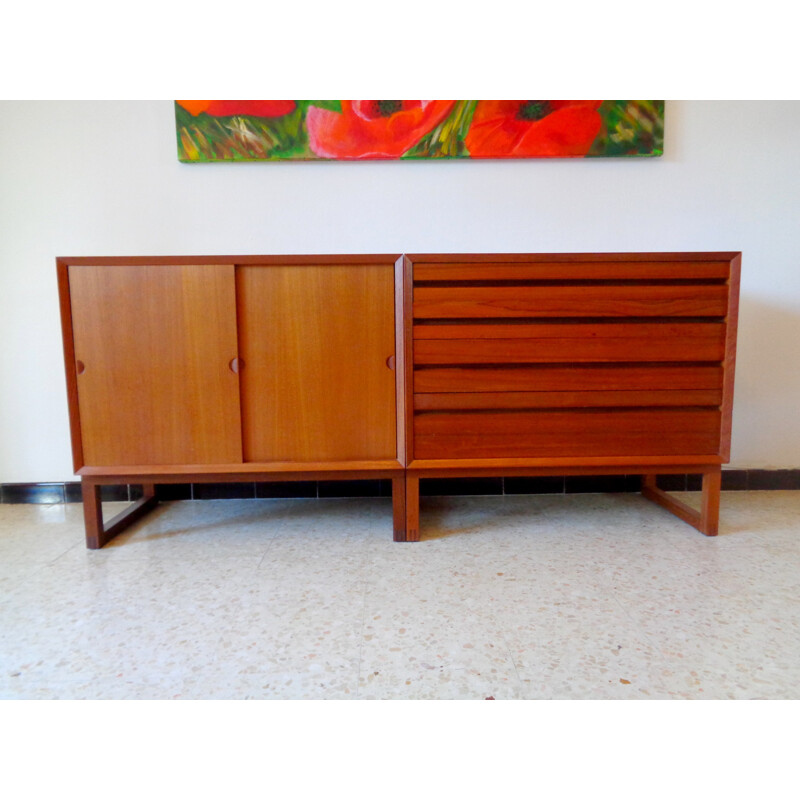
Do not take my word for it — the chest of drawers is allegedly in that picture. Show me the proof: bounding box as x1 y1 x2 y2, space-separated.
400 252 740 540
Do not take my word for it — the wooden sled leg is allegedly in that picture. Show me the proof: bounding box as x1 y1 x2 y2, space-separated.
82 480 158 549
404 474 420 542
392 475 406 542
700 470 721 536
641 469 721 537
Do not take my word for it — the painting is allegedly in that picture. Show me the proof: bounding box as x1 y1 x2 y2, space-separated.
175 101 664 162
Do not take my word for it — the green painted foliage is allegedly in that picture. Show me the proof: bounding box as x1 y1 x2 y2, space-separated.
175 100 664 162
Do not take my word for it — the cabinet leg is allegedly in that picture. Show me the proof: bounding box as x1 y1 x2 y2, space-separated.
700 470 721 536
641 469 721 537
392 476 406 542
82 481 105 550
405 475 420 542
81 479 159 549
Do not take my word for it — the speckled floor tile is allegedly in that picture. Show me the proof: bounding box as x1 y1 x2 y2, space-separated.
0 550 365 698
606 559 800 699
2 491 799 699
0 503 83 564
478 573 667 698
358 665 522 700
96 499 283 559
357 578 522 699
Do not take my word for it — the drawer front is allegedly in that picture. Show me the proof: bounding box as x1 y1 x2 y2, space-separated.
414 364 724 394
415 389 724 411
409 255 737 461
415 408 722 459
413 322 726 364
412 260 733 282
413 284 728 319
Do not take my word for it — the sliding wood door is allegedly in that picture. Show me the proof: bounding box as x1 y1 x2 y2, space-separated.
237 264 397 462
68 264 242 466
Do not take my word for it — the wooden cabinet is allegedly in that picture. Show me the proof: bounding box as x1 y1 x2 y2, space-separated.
402 252 741 540
58 256 406 548
58 252 740 548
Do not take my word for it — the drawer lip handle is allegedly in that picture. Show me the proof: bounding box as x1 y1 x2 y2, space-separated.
386 355 396 370
76 360 86 375
229 357 244 374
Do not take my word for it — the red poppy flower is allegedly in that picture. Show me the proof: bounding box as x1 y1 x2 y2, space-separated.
177 101 296 118
465 101 602 158
306 100 457 159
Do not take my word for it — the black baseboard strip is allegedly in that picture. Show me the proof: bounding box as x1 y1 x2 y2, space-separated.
2 470 800 504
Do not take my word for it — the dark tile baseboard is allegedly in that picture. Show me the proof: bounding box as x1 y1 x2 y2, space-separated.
2 470 800 504
420 477 503 496
2 483 69 504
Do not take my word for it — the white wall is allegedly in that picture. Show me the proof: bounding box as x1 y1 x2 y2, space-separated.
1 100 799 481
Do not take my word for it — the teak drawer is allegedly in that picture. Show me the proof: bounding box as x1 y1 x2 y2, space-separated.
413 364 724 394
413 283 729 319
413 408 723 460
413 322 727 363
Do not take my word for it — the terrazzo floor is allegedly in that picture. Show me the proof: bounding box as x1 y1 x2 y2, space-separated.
1 491 799 700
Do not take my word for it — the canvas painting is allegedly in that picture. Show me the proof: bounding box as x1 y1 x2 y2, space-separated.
175 101 664 162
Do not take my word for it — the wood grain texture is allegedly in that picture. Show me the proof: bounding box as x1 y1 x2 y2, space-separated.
392 475 406 542
414 408 722 459
413 321 724 340
407 252 740 262
403 256 416 464
57 261 84 471
78 454 721 481
80 481 105 549
68 264 243 466
414 326 725 363
414 284 729 319
237 264 397 462
394 256 409 466
701 470 722 535
405 474 420 542
78 461 404 478
60 254 402 267
413 260 733 281
407 458 723 476
414 389 723 411
414 364 724 394
720 254 741 460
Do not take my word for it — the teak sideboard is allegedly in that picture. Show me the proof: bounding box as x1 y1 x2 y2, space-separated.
57 252 741 548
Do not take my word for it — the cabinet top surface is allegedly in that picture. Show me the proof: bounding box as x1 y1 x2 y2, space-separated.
57 254 403 266
57 252 741 267
405 252 742 262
